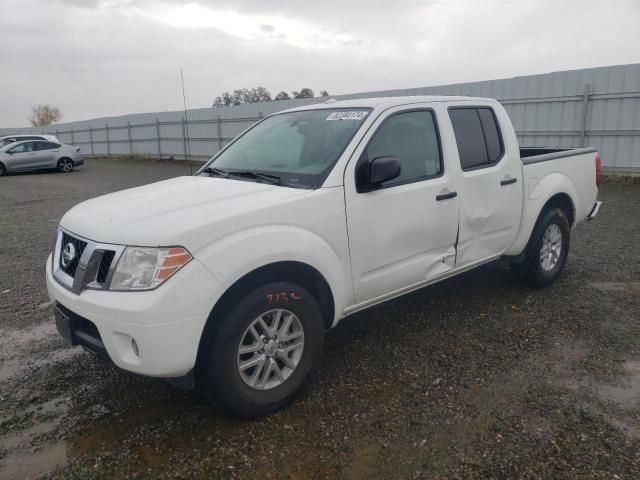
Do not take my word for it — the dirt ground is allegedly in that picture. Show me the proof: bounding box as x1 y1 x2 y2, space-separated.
0 158 639 479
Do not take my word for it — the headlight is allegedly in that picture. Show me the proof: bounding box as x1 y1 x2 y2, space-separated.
110 246 192 291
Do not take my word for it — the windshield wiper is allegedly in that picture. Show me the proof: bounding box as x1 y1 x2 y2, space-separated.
227 170 281 185
199 166 230 178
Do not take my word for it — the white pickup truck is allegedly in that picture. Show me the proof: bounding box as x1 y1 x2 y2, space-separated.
46 96 602 417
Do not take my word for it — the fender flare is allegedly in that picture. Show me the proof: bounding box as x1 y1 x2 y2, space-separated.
195 225 352 327
507 172 578 256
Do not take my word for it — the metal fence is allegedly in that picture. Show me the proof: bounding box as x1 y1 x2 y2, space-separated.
2 63 639 172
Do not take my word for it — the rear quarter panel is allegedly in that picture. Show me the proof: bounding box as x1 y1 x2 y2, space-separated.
507 150 598 255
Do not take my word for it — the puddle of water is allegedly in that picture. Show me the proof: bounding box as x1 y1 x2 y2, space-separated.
0 442 68 480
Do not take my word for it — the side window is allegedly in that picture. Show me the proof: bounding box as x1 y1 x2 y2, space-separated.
449 107 504 170
35 141 59 150
477 108 503 162
363 110 442 187
8 142 35 154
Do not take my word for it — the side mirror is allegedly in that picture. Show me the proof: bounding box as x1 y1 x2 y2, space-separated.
356 155 401 192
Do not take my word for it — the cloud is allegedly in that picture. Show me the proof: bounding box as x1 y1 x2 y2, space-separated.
1 0 639 127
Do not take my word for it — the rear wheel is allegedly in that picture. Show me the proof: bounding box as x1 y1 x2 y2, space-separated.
511 207 571 287
57 158 74 172
0 163 5 176
199 282 324 417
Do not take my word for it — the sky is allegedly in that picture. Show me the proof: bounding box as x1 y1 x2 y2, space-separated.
1 0 639 127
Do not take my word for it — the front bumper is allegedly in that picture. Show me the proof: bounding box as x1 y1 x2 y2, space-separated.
46 254 220 377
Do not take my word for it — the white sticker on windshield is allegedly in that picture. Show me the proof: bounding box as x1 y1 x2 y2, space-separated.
326 111 368 121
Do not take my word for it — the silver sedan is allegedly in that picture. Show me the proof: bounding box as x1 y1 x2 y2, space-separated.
0 140 84 175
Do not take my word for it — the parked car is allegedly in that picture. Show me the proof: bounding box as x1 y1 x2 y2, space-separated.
0 133 60 148
46 96 602 417
0 140 83 175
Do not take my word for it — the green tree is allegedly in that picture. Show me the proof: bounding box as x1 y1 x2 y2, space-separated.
213 87 272 107
319 90 329 96
292 88 314 99
274 91 291 101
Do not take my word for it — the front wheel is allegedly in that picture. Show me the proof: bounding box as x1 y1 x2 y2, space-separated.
57 158 74 172
199 282 325 417
511 207 571 287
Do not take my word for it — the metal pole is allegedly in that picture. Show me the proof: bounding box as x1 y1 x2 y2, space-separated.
89 126 94 156
105 124 111 157
182 117 187 160
216 115 222 152
70 128 75 145
579 83 591 147
127 121 133 154
156 118 162 159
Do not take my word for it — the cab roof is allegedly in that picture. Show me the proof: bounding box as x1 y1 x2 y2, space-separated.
280 95 497 114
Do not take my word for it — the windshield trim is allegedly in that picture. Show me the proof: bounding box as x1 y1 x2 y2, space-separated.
197 107 373 189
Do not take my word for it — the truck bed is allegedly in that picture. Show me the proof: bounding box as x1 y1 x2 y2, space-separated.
520 147 597 165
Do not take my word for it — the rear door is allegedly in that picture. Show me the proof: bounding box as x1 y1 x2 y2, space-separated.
448 105 522 267
344 106 459 304
4 142 38 170
34 141 61 167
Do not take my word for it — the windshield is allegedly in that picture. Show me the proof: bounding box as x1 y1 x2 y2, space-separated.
201 108 371 188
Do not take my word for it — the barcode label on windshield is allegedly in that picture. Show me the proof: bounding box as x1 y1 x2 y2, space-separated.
326 111 368 121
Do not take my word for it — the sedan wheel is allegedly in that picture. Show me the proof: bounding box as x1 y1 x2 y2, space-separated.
57 158 74 172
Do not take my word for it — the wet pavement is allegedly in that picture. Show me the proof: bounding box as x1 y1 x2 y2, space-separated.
1 158 639 479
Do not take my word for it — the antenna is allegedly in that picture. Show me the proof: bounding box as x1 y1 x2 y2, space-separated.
181 68 193 175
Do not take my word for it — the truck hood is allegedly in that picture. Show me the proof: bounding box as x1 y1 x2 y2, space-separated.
60 176 310 249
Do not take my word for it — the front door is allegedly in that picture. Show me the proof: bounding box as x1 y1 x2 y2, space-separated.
344 106 459 304
447 106 523 266
5 142 38 170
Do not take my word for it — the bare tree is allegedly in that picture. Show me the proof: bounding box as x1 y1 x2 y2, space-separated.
28 104 62 126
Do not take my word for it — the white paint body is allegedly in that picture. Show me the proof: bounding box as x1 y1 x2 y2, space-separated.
45 96 600 378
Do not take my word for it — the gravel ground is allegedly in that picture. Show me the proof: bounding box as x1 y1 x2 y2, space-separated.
0 158 639 479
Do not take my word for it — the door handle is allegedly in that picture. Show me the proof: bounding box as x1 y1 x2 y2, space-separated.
500 177 517 186
436 191 458 201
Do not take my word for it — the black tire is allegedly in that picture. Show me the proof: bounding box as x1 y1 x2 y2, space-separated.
199 282 324 418
57 158 74 172
511 207 571 287
0 163 5 176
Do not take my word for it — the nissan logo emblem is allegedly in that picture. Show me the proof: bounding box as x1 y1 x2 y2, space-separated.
61 242 77 268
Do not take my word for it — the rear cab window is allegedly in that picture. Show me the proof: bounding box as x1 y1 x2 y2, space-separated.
448 106 504 171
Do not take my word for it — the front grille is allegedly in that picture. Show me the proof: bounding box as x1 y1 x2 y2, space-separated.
96 250 116 283
59 232 87 278
53 229 125 294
